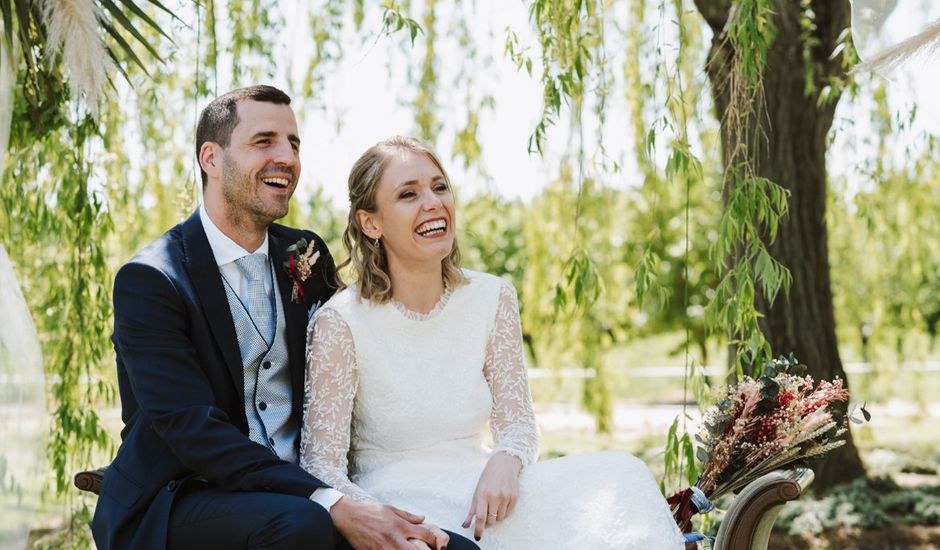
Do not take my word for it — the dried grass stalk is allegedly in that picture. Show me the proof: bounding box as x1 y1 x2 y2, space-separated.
43 0 116 116
857 17 940 75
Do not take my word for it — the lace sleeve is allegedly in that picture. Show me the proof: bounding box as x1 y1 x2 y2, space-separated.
300 307 377 503
484 280 540 467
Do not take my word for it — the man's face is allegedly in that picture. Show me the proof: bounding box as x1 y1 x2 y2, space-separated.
218 100 301 226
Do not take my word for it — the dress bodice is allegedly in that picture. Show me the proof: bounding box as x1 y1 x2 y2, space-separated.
300 270 540 502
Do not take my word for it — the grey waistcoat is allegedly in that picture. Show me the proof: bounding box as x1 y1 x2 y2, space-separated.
222 267 299 464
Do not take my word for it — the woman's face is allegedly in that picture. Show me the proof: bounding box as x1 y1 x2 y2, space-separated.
358 149 456 271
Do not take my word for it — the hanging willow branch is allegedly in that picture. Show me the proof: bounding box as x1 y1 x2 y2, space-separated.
414 0 439 141
2 107 115 549
525 0 599 156
0 1 173 546
695 0 791 374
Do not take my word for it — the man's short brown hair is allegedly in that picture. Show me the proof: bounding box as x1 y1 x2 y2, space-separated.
195 85 292 188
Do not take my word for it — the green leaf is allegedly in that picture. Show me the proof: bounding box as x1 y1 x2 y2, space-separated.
117 0 173 41
696 446 710 464
667 416 679 446
99 0 164 62
145 0 180 20
101 21 152 77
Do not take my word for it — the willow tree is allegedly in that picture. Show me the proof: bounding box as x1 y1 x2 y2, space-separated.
691 0 865 489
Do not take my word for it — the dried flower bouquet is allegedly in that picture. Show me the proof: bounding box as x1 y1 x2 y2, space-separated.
669 355 868 532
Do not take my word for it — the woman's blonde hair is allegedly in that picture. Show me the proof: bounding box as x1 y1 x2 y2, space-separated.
339 136 467 303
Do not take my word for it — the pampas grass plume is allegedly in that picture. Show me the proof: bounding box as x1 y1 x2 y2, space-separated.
856 17 940 75
43 0 116 117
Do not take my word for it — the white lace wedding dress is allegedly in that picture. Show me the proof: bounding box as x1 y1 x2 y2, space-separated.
300 270 684 549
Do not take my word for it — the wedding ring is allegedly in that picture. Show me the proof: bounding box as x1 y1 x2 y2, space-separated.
487 513 498 518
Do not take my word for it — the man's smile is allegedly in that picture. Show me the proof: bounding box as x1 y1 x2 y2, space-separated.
261 176 290 189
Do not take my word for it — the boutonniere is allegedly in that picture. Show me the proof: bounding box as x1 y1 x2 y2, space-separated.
283 238 320 304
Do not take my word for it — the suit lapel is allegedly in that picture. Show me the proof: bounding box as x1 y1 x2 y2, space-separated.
181 211 245 395
269 230 308 414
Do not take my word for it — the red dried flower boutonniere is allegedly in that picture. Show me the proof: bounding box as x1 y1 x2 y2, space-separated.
283 238 320 304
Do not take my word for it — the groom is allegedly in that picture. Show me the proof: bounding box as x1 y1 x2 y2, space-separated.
92 85 476 550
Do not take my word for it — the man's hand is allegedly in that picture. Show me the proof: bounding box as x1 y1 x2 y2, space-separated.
330 497 449 550
462 452 522 541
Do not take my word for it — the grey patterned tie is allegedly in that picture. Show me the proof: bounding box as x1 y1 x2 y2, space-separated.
235 253 275 345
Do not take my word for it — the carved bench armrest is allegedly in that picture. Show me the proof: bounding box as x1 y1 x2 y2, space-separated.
713 467 814 550
74 467 108 496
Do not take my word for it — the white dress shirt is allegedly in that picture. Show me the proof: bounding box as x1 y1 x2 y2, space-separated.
198 205 343 511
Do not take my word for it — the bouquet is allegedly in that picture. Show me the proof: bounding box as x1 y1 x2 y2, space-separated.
669 355 866 532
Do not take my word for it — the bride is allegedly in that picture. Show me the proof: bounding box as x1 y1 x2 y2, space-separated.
300 136 684 549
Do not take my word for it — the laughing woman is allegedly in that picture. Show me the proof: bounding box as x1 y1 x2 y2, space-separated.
300 136 684 549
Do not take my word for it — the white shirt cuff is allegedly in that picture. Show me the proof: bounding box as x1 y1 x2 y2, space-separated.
310 487 345 511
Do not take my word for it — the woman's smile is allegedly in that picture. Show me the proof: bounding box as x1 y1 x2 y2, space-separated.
415 217 448 238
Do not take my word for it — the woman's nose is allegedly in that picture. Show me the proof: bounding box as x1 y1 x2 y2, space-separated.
421 188 443 210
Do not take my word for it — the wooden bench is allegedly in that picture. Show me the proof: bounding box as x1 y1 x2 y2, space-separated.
713 467 814 550
73 467 107 495
75 466 814 549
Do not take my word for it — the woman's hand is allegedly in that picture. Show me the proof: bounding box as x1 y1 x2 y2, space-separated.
408 523 449 550
462 452 523 540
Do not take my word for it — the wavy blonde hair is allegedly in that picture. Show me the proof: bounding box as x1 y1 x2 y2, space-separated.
340 136 467 303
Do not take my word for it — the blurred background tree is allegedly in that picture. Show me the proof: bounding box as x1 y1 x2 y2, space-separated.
691 0 865 489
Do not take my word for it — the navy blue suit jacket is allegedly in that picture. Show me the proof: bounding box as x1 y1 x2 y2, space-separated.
92 211 338 550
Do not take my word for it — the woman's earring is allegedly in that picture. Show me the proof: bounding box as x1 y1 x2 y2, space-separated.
373 237 380 248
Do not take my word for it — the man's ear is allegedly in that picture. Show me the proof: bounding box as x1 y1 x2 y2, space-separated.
199 142 222 181
356 209 381 240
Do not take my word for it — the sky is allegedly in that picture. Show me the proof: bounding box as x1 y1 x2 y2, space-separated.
280 1 555 208
201 0 940 208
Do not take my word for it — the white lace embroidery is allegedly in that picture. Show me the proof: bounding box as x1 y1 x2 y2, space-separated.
389 284 452 321
300 307 377 503
485 282 540 466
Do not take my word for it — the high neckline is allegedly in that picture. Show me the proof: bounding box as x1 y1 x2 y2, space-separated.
389 284 453 321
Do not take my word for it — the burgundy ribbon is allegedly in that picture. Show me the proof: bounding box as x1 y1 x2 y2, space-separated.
668 488 697 532
288 254 304 301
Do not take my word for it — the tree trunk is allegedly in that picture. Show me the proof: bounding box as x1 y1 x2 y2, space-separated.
693 0 866 491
